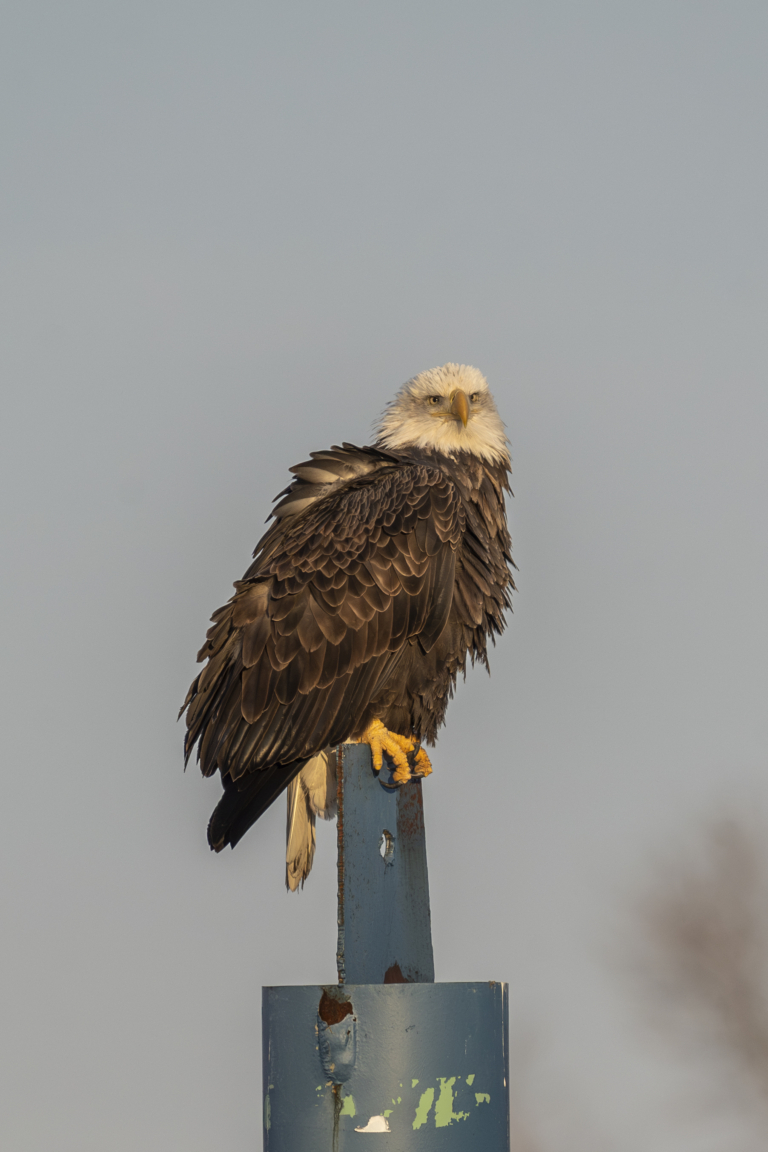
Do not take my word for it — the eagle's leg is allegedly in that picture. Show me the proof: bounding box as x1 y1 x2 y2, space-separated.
356 719 433 785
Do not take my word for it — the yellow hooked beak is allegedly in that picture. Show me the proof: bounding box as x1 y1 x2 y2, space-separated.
450 389 470 427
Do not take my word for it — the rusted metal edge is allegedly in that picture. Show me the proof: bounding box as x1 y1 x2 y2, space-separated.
335 744 345 985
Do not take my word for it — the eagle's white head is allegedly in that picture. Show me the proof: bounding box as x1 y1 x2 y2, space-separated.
374 363 509 466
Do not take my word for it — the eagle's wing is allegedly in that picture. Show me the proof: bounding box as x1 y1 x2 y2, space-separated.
180 447 464 849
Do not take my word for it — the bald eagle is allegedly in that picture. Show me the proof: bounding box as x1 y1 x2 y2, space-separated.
181 364 514 887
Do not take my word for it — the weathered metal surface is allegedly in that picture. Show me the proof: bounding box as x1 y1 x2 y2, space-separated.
263 981 510 1150
336 744 434 985
262 744 509 1148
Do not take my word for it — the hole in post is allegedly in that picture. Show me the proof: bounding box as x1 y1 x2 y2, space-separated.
318 989 353 1026
379 829 395 866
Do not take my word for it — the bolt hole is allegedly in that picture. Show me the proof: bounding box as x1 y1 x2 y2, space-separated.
379 829 395 866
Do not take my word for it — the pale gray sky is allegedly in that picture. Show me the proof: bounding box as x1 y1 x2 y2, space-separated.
2 3 767 1150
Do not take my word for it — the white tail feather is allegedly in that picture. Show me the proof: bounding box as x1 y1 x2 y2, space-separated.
285 749 337 891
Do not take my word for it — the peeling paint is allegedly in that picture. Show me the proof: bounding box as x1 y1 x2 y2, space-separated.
354 1115 390 1133
264 1093 271 1132
434 1077 469 1127
412 1087 435 1129
379 828 395 866
308 1069 492 1135
340 1092 356 1117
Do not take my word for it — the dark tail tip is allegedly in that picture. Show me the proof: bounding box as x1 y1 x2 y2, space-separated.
207 760 306 853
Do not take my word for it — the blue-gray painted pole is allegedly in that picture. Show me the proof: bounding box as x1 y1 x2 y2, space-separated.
262 745 510 1150
336 744 434 985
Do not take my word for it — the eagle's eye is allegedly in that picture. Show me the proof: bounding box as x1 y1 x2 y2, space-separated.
427 395 442 405
469 392 480 402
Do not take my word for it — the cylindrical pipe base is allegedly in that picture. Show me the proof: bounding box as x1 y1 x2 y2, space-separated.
263 982 510 1151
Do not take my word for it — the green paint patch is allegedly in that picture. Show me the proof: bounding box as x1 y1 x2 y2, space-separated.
411 1078 419 1089
264 1094 271 1132
340 1093 356 1118
412 1087 435 1129
435 1077 469 1127
383 1109 392 1118
465 1073 475 1086
475 1092 491 1105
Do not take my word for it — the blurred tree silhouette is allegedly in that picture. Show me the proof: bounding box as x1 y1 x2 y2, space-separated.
629 813 768 1145
505 813 768 1152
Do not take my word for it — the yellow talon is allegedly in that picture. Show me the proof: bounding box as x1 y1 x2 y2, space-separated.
413 747 433 778
357 719 428 785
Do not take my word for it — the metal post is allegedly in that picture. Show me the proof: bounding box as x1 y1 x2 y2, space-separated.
262 745 510 1150
336 744 434 985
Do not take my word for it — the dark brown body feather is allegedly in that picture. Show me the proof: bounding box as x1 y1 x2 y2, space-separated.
181 442 514 851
